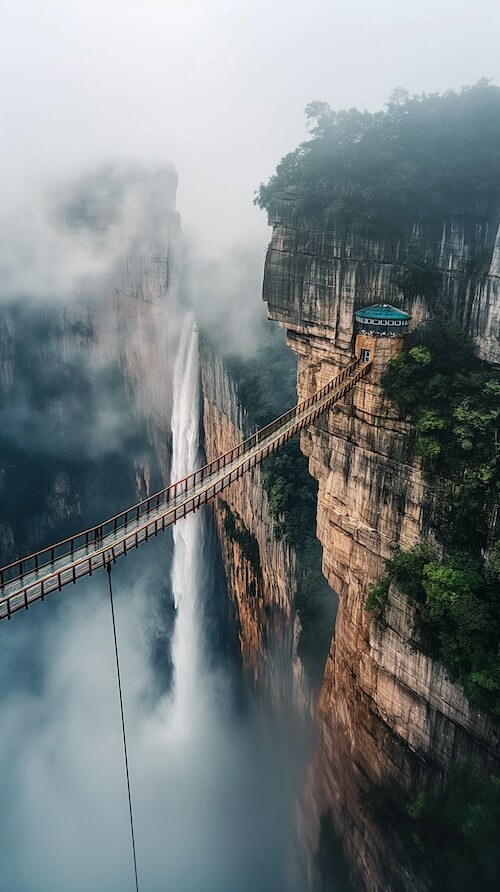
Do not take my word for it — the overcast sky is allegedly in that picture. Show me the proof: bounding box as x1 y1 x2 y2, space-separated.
1 0 499 254
1 5 499 889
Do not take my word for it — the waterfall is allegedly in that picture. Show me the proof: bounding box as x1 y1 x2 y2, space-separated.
169 312 206 735
0 306 300 892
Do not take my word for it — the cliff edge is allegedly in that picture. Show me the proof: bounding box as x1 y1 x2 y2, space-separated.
263 196 500 892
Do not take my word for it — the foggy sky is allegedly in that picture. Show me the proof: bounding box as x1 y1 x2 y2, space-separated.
1 5 499 891
2 0 499 258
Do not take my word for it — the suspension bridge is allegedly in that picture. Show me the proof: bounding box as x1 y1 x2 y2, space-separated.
0 357 371 621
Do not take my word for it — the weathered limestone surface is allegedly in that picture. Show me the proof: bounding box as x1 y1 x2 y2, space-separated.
264 198 500 891
264 194 500 364
201 346 311 715
472 222 500 363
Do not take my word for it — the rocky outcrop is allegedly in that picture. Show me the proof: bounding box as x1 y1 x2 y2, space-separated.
0 167 179 561
263 198 500 891
201 345 312 716
264 194 500 364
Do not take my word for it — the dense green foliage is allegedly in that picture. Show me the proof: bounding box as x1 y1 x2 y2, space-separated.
261 443 317 547
253 78 500 880
382 322 500 552
221 501 261 582
368 544 500 716
262 442 337 685
378 323 500 714
364 768 500 891
392 251 443 302
256 82 500 227
365 576 390 612
223 322 297 427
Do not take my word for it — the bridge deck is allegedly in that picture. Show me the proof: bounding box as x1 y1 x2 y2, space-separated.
0 359 371 620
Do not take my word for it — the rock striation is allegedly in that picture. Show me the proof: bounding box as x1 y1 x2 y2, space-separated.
264 194 500 364
201 344 312 716
263 196 500 891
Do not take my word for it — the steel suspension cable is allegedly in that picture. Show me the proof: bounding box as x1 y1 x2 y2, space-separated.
106 562 140 892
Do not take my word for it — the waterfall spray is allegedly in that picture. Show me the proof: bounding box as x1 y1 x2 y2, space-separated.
169 313 206 734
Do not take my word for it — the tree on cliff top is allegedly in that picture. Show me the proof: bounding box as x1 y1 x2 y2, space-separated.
255 81 500 223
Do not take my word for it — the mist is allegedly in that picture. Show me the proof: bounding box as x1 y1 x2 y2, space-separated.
1 2 499 891
2 0 499 260
0 221 305 890
2 0 498 353
0 544 303 892
0 165 177 302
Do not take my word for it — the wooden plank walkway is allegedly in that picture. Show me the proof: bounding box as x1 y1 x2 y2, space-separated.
0 359 371 620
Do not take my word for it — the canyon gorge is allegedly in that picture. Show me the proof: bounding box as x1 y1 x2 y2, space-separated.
1 142 499 892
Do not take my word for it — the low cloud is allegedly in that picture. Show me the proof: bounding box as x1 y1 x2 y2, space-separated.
0 543 303 892
181 237 272 358
0 165 177 490
0 164 178 303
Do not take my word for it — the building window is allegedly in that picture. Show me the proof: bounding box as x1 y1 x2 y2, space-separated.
360 348 371 363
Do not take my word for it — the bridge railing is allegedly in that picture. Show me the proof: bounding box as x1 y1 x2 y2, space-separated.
0 358 361 591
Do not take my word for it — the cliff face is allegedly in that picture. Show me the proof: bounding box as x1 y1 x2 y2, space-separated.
263 199 500 891
264 195 500 364
201 346 311 716
0 167 179 561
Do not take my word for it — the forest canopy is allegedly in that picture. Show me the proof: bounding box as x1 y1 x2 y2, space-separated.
256 81 500 223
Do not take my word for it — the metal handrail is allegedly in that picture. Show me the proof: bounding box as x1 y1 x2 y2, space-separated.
0 358 362 591
0 362 371 619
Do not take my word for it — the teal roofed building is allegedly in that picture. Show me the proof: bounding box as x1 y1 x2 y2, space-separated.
355 304 411 337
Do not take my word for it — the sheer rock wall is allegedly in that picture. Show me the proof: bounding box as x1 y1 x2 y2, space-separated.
263 198 500 892
201 346 311 715
264 195 500 363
